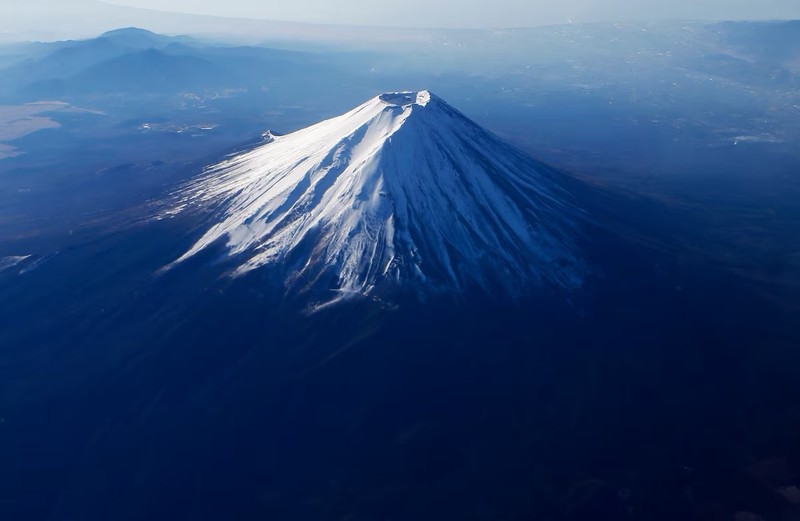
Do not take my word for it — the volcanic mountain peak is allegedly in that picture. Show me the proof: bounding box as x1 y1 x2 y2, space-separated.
166 91 585 303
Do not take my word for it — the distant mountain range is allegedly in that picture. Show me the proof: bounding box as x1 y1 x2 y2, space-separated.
3 21 799 102
0 28 342 100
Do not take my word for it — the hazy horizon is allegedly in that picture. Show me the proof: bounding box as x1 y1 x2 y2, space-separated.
103 0 800 28
0 0 799 44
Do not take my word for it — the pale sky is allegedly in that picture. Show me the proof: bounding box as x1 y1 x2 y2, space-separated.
101 0 800 28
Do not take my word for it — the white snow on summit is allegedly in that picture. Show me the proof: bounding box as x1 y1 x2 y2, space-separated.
167 90 585 299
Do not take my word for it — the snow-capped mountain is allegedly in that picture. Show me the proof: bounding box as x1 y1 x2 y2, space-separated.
167 90 585 301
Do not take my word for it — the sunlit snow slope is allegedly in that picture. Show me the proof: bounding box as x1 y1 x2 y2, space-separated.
168 91 585 300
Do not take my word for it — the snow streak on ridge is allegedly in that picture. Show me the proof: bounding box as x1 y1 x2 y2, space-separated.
167 91 585 302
